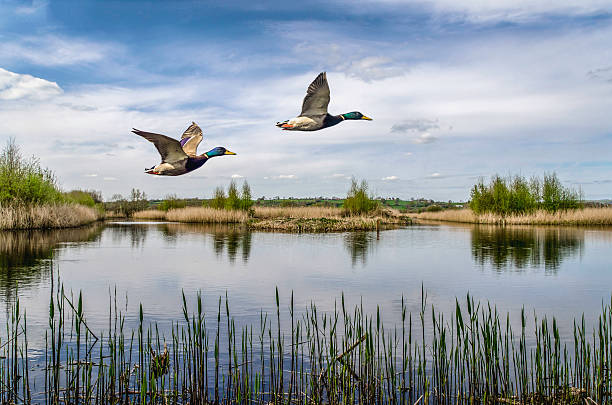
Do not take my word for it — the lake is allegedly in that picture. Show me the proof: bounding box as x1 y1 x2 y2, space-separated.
1 220 611 349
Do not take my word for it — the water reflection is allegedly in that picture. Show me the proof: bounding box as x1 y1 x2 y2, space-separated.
0 224 103 298
344 231 377 266
172 223 252 264
471 225 584 271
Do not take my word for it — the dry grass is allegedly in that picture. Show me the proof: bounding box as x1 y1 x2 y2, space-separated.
132 209 167 220
165 206 248 223
251 206 408 231
131 206 410 231
411 207 612 225
253 206 343 219
0 204 100 230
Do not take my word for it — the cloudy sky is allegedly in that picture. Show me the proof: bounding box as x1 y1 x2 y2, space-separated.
1 0 611 201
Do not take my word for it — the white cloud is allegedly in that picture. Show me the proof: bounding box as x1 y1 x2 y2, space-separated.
231 174 244 178
0 68 62 100
376 0 612 22
404 152 413 156
382 175 399 181
411 132 439 144
84 173 98 177
277 174 297 179
0 35 115 67
103 177 117 181
429 173 441 178
391 119 440 133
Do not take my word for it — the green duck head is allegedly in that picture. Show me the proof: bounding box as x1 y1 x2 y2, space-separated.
342 111 373 121
205 147 237 158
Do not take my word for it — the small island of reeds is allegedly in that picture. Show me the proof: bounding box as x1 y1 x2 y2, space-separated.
132 179 410 231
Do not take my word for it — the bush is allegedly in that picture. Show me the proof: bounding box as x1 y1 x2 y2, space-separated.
470 173 581 215
103 189 148 217
343 178 378 215
158 194 187 211
426 204 442 212
0 138 63 205
226 180 241 210
210 187 226 209
240 181 253 211
64 190 97 207
209 180 253 212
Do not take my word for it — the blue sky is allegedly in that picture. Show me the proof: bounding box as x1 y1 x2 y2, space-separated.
1 0 612 201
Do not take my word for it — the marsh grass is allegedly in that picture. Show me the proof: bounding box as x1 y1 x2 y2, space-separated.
412 207 612 226
133 209 167 220
166 206 248 223
132 206 408 231
253 206 343 219
2 281 611 404
0 204 100 230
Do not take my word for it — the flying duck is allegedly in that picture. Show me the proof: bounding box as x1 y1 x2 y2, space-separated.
276 72 372 131
133 122 236 176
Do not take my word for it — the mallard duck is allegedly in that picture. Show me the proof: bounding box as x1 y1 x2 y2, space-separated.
133 122 236 176
276 72 372 131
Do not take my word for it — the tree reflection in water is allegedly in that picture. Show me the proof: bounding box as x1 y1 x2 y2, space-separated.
162 223 252 264
344 231 377 266
0 224 104 300
471 225 584 271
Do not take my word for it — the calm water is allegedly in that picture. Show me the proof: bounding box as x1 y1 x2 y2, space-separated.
1 221 611 348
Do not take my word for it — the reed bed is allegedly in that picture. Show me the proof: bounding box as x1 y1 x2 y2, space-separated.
0 204 100 230
250 217 385 232
166 207 248 224
412 207 612 226
131 206 409 232
133 209 168 220
253 206 343 219
2 282 611 404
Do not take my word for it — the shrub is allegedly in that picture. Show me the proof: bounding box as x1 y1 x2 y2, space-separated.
158 194 187 211
0 138 63 205
226 180 241 210
343 178 378 215
470 173 581 215
209 186 226 209
426 204 442 212
63 190 97 207
240 181 254 211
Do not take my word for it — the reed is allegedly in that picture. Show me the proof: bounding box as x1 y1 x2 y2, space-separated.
412 207 612 226
2 280 610 404
132 209 167 220
253 206 343 219
131 206 409 231
0 203 100 230
166 206 248 223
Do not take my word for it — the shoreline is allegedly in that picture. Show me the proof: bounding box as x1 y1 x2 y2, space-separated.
409 207 612 226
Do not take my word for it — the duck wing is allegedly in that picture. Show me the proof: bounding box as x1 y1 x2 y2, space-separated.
180 121 203 157
300 72 330 117
132 129 188 163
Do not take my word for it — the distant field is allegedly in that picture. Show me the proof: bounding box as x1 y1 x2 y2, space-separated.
145 197 464 213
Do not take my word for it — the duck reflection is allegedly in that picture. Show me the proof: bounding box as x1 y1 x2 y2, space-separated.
344 231 377 266
471 225 584 271
0 224 103 297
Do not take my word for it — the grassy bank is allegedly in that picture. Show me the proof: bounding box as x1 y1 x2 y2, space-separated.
132 206 409 231
2 283 611 404
411 207 612 225
0 203 101 230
